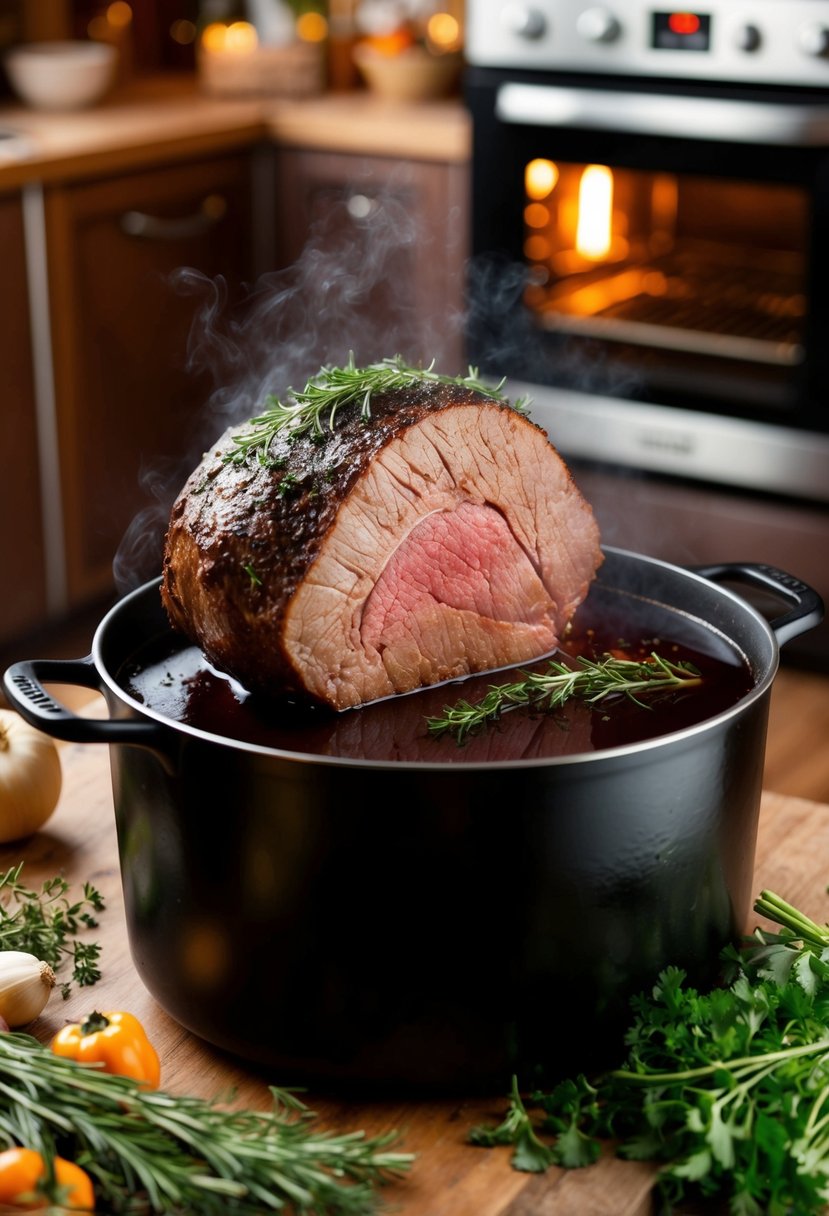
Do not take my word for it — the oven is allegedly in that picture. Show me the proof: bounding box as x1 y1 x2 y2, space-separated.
464 0 829 662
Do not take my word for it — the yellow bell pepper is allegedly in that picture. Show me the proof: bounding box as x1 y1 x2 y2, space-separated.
0 1146 95 1211
51 1010 160 1088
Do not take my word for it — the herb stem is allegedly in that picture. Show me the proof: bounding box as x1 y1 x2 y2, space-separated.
754 890 829 947
804 1089 829 1140
612 1037 829 1085
427 652 702 743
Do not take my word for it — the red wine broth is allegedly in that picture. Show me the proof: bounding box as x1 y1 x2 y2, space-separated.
118 583 753 764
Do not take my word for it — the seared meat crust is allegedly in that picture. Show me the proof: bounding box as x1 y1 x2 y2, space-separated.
161 382 602 710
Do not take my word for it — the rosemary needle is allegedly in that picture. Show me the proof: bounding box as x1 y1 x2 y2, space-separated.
426 652 703 744
0 1033 413 1215
225 353 528 463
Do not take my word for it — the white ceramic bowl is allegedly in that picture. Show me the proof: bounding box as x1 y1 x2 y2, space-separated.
4 40 117 111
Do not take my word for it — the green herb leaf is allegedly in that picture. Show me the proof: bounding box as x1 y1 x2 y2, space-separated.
512 1126 558 1173
470 888 829 1214
0 863 105 993
552 1121 602 1169
468 1076 557 1172
426 652 703 744
224 354 527 465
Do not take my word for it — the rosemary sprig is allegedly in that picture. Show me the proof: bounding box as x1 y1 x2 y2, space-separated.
0 863 104 995
225 354 526 464
426 652 702 744
0 1032 413 1214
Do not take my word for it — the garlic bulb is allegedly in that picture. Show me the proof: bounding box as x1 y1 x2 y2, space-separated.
0 708 62 843
0 950 56 1026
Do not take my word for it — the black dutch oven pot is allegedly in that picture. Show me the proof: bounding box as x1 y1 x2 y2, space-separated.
4 549 824 1093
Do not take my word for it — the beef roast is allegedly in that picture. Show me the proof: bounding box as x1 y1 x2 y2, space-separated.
161 376 603 711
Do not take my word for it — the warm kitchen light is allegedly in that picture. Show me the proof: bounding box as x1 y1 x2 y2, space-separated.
201 21 259 53
525 158 559 199
88 4 131 49
106 1 132 27
651 173 678 251
575 164 614 260
524 202 550 228
426 12 462 52
170 19 197 45
524 234 551 262
296 11 328 42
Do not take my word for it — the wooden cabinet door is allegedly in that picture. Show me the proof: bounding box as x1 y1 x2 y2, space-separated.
46 153 253 606
0 193 46 641
272 147 469 376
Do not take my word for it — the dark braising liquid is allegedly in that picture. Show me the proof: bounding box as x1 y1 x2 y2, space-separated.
119 582 754 765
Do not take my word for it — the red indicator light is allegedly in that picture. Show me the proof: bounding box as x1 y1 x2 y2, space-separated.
668 11 701 35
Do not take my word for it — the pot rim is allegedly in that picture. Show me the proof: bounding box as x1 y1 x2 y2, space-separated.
90 546 783 771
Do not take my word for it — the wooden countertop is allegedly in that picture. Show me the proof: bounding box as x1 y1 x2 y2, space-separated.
0 74 471 191
3 734 828 1215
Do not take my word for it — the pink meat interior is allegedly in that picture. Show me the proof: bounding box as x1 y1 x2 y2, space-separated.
359 501 559 653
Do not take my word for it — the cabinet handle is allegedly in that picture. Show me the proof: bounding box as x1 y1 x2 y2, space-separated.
120 193 228 240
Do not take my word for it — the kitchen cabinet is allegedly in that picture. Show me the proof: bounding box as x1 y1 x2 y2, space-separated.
0 191 47 641
272 146 469 374
44 151 254 607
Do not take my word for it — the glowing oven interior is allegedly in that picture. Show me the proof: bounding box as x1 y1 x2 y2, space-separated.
522 159 809 381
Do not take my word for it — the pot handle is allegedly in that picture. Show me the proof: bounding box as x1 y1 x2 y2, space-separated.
691 563 825 647
3 657 167 747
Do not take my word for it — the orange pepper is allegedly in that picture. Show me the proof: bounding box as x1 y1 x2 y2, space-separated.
0 1146 95 1211
51 1010 160 1088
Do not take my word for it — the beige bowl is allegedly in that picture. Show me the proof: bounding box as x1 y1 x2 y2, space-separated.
4 40 117 111
353 44 461 102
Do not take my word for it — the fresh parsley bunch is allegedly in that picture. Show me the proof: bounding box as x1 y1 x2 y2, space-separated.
471 890 829 1214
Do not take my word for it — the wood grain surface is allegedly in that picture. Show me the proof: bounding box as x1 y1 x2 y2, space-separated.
3 739 829 1216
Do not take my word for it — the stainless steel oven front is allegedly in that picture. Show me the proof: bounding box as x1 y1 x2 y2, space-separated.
464 0 829 504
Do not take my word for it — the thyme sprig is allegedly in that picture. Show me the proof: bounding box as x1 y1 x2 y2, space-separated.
426 652 703 744
0 1032 413 1214
0 863 104 995
225 354 526 464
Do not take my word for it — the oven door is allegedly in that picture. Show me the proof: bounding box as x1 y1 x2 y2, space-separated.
465 68 829 500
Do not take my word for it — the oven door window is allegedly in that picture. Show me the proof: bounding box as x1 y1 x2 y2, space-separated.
521 161 808 412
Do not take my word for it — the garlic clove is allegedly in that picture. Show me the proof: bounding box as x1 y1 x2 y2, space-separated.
0 950 56 1026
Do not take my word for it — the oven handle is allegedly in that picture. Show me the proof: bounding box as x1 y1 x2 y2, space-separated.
495 83 829 147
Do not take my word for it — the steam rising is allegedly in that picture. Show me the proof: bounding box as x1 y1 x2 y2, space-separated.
111 177 642 598
113 179 467 595
179 184 465 430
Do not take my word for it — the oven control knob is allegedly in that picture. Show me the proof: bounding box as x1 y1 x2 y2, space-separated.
797 22 829 58
576 6 621 44
735 23 762 53
501 2 547 39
